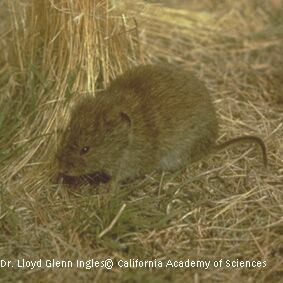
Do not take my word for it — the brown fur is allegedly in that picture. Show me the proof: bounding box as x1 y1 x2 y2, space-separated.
55 64 267 183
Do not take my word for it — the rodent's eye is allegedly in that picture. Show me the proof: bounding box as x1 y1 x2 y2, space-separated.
80 146 90 155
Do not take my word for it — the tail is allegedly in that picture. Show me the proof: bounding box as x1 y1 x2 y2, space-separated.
215 136 267 168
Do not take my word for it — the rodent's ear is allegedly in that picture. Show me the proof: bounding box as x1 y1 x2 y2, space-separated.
103 111 131 133
119 112 131 126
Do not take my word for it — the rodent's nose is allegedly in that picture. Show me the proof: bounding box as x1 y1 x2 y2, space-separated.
54 153 68 175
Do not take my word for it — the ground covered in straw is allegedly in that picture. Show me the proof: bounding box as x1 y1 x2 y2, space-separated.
0 0 282 282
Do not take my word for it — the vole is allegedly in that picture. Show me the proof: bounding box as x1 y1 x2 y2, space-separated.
55 64 267 183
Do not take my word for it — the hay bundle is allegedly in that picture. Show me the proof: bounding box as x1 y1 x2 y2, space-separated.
1 0 149 182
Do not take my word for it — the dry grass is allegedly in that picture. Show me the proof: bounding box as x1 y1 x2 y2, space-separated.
0 0 282 282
